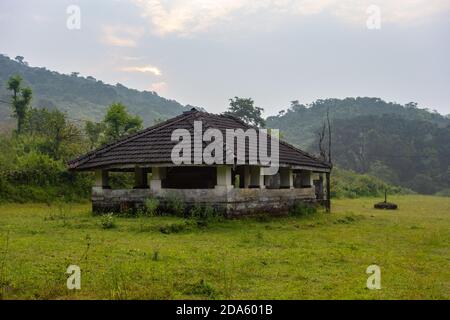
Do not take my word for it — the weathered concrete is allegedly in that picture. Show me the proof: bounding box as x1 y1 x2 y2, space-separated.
92 186 317 217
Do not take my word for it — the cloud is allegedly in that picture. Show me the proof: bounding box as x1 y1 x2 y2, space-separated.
101 25 145 47
149 81 168 93
121 64 162 76
131 0 450 36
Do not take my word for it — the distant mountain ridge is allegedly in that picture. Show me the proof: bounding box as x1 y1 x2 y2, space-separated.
267 97 450 149
267 98 450 194
0 54 191 127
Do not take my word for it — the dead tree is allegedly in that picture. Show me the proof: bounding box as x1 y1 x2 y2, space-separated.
316 108 333 213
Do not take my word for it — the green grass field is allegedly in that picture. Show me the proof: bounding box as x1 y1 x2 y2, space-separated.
0 195 448 300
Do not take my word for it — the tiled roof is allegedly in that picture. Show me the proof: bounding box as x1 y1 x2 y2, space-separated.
68 109 331 171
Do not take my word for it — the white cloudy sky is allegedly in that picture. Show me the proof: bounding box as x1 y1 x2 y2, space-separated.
0 0 449 116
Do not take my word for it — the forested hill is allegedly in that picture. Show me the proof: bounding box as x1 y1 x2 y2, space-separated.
267 98 450 194
266 98 450 149
0 54 190 127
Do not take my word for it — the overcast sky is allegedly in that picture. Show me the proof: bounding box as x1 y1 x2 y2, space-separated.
0 0 449 116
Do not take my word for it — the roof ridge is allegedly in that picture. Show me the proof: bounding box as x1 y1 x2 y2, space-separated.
67 111 198 168
220 113 330 167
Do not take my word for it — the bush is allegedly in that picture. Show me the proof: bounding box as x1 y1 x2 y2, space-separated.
188 204 221 221
144 198 159 216
166 194 185 217
435 188 450 197
290 202 317 216
331 167 412 199
185 279 218 298
158 221 192 234
100 213 116 229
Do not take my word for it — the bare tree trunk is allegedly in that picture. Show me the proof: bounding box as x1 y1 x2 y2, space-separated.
325 172 331 213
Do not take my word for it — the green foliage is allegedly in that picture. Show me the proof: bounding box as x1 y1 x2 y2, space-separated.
102 102 143 143
7 75 32 134
435 188 450 197
158 221 192 234
0 134 92 203
0 196 449 299
166 194 186 217
144 198 159 216
331 167 411 199
84 121 104 150
188 204 219 221
225 97 265 127
289 202 318 216
0 54 189 128
185 279 218 298
266 98 450 195
23 108 84 159
100 213 116 229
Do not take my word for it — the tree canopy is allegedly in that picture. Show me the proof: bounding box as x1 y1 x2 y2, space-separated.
102 102 143 143
7 75 33 134
225 97 265 127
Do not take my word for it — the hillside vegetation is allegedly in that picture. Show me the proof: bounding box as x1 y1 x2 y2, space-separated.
267 98 450 194
1 54 449 197
0 54 189 126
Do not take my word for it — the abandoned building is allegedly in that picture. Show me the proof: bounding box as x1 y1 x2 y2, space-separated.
68 109 332 216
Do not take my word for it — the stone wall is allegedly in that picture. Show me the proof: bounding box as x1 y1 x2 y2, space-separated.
92 186 317 217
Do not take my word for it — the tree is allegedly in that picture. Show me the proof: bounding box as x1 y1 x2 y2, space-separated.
24 108 82 159
15 56 27 65
102 103 143 143
7 75 33 134
84 121 104 150
225 97 265 127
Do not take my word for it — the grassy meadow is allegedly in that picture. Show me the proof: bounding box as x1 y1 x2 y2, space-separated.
0 195 448 300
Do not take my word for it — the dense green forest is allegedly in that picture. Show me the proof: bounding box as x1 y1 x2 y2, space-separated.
0 54 190 129
267 98 450 194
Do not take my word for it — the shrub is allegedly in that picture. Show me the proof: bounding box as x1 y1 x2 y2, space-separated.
152 249 160 261
100 213 116 229
435 188 450 197
331 167 412 199
144 198 159 216
290 202 317 216
167 194 185 217
158 221 194 234
185 279 218 298
188 204 220 221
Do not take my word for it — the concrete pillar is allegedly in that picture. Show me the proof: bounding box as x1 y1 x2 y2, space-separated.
150 167 162 191
134 167 148 189
280 167 293 189
243 166 251 188
250 166 265 189
94 169 110 189
301 170 313 187
325 171 331 213
216 165 233 187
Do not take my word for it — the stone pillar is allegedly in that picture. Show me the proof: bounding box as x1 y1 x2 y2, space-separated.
280 167 293 189
150 167 162 191
301 170 313 187
94 169 110 189
250 166 265 189
216 165 233 188
325 171 331 213
134 167 148 189
242 166 250 188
